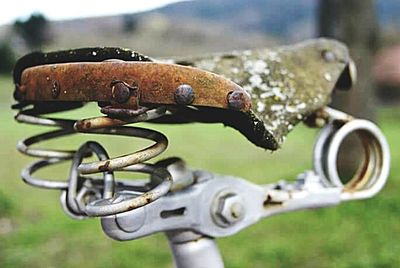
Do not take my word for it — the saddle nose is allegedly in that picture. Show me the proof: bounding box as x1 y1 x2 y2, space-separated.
335 59 357 91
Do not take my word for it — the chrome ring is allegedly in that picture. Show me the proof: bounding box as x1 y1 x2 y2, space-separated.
313 119 390 200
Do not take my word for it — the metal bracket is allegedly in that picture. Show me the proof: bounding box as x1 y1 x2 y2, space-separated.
100 115 390 241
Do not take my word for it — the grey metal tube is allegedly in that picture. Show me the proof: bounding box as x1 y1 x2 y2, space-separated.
168 237 224 268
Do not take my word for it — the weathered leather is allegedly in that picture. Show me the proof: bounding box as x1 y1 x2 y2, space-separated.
156 38 353 150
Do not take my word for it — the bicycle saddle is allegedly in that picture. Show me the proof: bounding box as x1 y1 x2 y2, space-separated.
12 38 354 150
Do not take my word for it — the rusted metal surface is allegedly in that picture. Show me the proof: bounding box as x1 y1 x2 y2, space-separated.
13 39 353 151
17 62 247 111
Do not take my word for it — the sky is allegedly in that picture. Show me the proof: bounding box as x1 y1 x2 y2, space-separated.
0 0 186 26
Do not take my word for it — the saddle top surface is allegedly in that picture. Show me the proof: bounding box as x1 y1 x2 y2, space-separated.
13 38 353 150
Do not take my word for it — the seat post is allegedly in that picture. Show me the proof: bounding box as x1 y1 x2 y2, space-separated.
166 231 224 268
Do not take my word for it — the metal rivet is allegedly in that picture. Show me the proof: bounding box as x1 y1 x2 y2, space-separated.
322 50 336 62
174 84 195 105
227 90 251 111
51 80 60 99
112 82 131 103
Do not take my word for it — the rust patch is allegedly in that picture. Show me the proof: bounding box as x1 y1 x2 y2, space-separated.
98 160 110 172
263 194 283 207
17 62 247 111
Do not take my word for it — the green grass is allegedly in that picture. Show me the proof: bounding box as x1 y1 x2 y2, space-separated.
0 74 399 267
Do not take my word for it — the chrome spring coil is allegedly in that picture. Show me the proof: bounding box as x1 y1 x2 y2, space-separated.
313 115 390 201
15 106 172 218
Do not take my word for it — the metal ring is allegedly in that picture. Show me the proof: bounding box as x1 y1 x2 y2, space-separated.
21 159 69 190
313 119 390 200
77 126 168 174
16 106 171 218
85 166 172 216
67 141 115 216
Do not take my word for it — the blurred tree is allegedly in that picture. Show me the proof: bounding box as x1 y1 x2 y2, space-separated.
13 12 51 50
318 0 379 120
0 42 16 74
122 14 138 33
317 0 380 181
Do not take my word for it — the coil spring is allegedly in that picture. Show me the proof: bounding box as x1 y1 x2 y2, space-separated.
15 106 172 218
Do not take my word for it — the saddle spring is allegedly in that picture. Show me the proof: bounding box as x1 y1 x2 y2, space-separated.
15 105 173 219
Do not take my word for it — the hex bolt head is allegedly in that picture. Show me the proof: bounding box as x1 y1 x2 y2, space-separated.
112 82 131 103
174 84 195 105
227 90 251 111
212 192 245 227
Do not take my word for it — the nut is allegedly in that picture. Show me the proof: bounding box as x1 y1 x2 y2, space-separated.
212 192 245 227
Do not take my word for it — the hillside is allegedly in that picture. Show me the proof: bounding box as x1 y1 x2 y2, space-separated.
0 0 399 58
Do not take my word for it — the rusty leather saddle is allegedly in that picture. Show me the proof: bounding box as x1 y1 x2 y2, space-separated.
12 38 354 151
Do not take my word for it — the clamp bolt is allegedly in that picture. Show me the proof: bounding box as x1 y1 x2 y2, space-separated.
212 192 245 227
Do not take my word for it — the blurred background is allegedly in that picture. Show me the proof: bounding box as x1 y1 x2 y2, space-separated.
1 0 400 267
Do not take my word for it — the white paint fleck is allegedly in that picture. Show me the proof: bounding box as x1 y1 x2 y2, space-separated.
324 73 332 81
92 51 97 56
